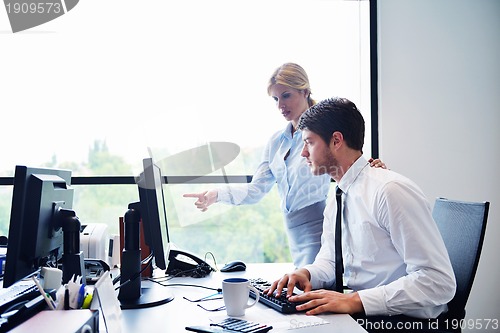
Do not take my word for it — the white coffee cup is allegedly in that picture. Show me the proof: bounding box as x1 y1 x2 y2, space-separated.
222 278 260 317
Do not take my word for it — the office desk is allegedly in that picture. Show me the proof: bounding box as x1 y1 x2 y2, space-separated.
117 263 367 333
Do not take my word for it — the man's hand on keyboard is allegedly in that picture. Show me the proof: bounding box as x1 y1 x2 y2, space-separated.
288 290 364 316
264 268 312 299
263 268 365 316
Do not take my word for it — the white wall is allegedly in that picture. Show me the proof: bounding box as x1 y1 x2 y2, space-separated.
377 0 500 331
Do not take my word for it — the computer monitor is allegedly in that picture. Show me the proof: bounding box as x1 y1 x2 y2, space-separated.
137 158 212 277
4 165 74 288
118 158 174 309
137 158 170 270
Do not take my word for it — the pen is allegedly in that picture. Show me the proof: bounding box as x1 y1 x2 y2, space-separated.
64 285 70 310
82 293 93 309
32 276 56 310
77 284 85 309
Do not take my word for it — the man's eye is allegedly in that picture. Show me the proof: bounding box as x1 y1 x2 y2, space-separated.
283 93 291 99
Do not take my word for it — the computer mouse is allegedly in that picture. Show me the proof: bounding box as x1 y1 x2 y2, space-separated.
220 260 246 272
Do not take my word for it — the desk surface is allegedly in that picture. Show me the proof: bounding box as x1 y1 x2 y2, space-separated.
116 263 366 333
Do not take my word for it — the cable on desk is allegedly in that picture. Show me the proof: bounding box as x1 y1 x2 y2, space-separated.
148 279 222 293
111 252 154 285
114 253 153 290
115 251 220 291
183 292 222 303
152 264 210 280
204 252 218 272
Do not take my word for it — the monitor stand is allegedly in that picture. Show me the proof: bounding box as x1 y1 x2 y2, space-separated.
60 209 86 285
118 204 174 309
119 284 174 309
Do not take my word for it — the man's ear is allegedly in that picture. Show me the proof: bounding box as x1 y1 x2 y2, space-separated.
331 131 343 148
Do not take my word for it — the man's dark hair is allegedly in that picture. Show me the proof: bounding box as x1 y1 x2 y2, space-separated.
297 97 365 151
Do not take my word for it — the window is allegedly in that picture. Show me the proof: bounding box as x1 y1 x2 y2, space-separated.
0 0 373 264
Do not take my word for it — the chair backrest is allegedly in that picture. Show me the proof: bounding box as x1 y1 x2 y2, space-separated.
432 197 490 319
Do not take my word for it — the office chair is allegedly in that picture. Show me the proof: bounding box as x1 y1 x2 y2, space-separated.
432 197 490 332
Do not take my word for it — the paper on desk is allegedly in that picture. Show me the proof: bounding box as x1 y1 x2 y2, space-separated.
210 308 329 331
91 271 122 333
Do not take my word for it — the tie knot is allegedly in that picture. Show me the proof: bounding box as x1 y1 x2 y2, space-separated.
336 186 343 196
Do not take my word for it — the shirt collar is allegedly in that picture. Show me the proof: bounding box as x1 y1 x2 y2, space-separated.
337 156 369 194
281 122 301 140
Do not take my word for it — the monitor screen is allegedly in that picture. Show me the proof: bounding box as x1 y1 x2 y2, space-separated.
136 158 170 271
118 158 174 309
4 165 73 288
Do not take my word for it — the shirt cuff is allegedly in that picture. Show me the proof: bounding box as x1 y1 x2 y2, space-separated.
357 287 388 316
302 265 324 290
215 186 228 203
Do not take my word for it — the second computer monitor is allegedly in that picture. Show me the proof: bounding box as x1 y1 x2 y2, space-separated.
136 158 170 271
4 165 74 288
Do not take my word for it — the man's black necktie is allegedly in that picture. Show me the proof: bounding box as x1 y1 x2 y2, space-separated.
335 186 344 293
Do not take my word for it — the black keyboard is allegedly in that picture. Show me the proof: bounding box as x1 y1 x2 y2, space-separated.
186 317 273 333
0 280 52 332
0 280 39 314
249 278 302 314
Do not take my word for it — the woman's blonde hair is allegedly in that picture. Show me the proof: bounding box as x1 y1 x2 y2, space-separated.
267 63 316 107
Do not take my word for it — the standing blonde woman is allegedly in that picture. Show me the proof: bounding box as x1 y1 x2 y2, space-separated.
184 63 385 267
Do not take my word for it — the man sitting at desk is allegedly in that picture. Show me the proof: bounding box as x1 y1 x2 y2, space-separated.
266 97 456 331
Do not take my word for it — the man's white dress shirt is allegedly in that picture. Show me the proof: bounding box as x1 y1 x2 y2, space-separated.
304 156 456 318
